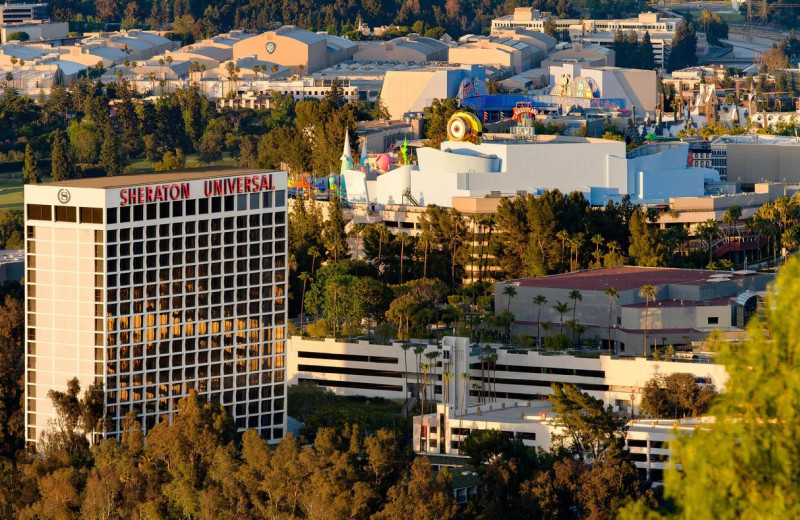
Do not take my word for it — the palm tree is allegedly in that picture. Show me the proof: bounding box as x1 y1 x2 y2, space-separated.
556 229 569 268
604 287 619 352
723 205 742 262
568 290 582 345
375 224 388 265
270 63 278 75
541 321 552 349
590 233 605 266
397 232 411 284
696 219 721 266
640 284 656 355
349 223 367 259
442 371 451 405
424 350 440 404
308 246 321 275
490 353 498 402
298 272 312 328
553 301 571 332
502 285 517 312
420 362 430 418
252 64 260 80
147 72 156 94
413 345 425 403
458 371 468 450
532 295 547 349
419 230 432 278
400 343 411 413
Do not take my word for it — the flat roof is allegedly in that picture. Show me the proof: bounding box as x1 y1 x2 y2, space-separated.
46 167 277 189
505 266 767 292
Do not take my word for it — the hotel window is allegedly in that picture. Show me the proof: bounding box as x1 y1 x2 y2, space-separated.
55 206 77 222
27 204 51 221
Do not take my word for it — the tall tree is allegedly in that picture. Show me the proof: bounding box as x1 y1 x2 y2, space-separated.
49 129 73 181
639 31 656 70
628 208 665 267
99 128 123 176
668 20 698 72
605 287 619 351
22 143 40 184
640 284 656 355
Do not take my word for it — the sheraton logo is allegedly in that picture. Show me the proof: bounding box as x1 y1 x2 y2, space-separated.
119 174 275 206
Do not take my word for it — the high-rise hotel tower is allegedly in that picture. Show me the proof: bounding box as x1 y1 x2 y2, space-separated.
24 169 288 444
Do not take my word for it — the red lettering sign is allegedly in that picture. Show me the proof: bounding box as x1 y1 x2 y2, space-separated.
119 182 191 207
119 175 276 207
203 174 275 197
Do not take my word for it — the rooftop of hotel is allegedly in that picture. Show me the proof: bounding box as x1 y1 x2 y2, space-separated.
505 266 768 292
46 167 277 189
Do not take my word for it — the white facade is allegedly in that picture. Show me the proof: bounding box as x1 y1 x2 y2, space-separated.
25 169 289 444
380 64 486 119
343 137 719 207
288 336 728 412
415 401 707 484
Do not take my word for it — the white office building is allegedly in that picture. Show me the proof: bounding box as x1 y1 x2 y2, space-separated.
24 168 289 444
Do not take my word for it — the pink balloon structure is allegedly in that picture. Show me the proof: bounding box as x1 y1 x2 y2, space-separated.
375 153 393 171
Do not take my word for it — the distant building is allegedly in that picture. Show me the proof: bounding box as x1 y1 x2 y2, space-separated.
541 42 615 68
706 134 800 187
491 9 697 67
353 34 449 62
0 2 47 24
449 30 556 74
380 64 485 119
549 62 657 113
415 400 710 485
0 249 23 282
232 27 357 74
0 20 68 44
496 266 773 355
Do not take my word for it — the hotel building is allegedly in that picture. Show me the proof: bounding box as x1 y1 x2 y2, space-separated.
24 168 288 444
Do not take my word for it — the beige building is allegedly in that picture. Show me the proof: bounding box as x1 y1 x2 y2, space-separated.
353 34 449 62
232 27 356 74
450 30 556 74
380 64 485 119
541 42 615 68
0 20 68 43
25 168 289 445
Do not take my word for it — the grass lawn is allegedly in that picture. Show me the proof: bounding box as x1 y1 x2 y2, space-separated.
127 153 237 173
0 153 239 212
671 8 747 25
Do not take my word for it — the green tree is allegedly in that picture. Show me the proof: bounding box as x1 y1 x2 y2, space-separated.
533 294 548 349
373 457 458 520
639 373 715 419
99 128 123 176
698 9 728 46
7 31 29 41
640 284 656 355
569 289 582 345
548 383 628 463
50 129 74 181
639 31 656 70
22 143 40 184
668 20 698 72
628 208 666 266
605 287 619 351
323 195 349 262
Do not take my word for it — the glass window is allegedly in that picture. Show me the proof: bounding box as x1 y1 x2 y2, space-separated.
237 194 247 211
55 206 77 222
27 204 52 221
